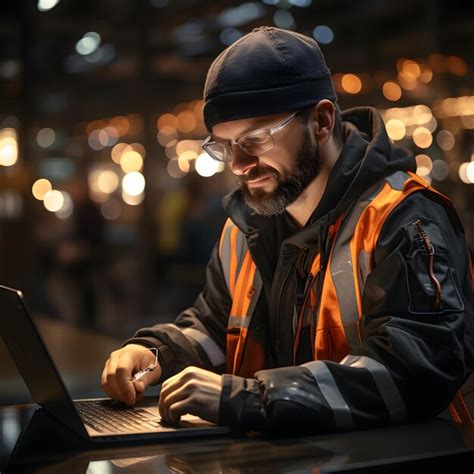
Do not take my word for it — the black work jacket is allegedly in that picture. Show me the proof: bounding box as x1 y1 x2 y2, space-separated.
127 107 474 433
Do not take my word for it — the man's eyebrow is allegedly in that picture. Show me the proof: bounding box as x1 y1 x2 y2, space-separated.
211 123 265 142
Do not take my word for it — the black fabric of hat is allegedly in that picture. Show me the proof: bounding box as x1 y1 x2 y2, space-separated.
203 26 337 131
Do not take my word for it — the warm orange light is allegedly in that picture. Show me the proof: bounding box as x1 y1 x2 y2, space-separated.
110 116 130 136
419 66 433 83
341 74 362 94
194 100 205 119
397 73 417 90
176 140 200 156
401 60 421 78
32 178 52 200
111 143 132 164
178 155 191 172
177 112 197 133
382 82 402 101
157 113 178 130
413 127 433 148
157 126 178 146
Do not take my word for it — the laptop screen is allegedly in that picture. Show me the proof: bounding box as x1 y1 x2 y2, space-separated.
0 285 86 437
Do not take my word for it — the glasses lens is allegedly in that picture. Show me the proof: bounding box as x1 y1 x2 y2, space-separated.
238 131 273 156
204 142 232 162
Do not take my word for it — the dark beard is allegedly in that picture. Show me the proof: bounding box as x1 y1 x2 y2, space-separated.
240 127 321 216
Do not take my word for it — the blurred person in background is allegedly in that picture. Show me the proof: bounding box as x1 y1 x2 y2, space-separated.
102 27 474 433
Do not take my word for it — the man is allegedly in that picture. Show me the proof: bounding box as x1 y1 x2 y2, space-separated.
102 27 474 433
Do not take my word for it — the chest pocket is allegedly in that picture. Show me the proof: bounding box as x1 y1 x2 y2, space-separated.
404 218 464 314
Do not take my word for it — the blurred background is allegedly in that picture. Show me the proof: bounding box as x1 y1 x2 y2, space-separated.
0 0 473 404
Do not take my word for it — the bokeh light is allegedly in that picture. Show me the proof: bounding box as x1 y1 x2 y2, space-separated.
111 143 132 163
195 152 223 177
157 114 178 130
97 170 119 194
436 130 455 151
313 25 334 44
273 9 295 30
431 160 449 181
122 172 145 196
466 162 474 183
37 0 60 12
177 112 197 133
76 32 101 56
122 191 144 206
341 74 362 94
385 119 406 141
120 150 143 173
0 128 18 166
43 190 65 212
37 128 55 148
415 154 433 177
412 127 433 148
32 178 53 200
167 158 187 179
55 191 73 219
382 82 402 101
157 126 178 146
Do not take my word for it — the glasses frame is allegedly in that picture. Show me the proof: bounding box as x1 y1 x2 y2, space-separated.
202 110 302 162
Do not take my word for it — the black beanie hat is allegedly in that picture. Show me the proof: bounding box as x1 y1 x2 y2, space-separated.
203 26 337 131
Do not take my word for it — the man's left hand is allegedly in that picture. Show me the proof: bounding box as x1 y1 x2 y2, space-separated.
158 366 222 425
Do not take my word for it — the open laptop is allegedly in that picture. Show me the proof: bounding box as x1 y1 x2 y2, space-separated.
0 285 230 445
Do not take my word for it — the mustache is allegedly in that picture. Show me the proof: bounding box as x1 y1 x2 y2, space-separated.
238 166 279 184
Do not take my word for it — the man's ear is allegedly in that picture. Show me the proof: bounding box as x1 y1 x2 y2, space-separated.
311 100 336 144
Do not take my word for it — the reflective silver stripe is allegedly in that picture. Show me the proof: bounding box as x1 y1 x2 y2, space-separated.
235 229 247 279
357 249 371 294
220 223 233 295
340 355 406 423
330 201 369 349
228 315 250 329
227 268 262 330
181 327 226 367
302 360 353 429
220 222 250 298
330 182 384 349
385 170 410 191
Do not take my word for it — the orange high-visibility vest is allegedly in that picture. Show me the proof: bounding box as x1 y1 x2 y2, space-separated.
218 170 472 424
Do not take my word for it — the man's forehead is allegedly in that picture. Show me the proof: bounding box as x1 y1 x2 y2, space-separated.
211 111 290 140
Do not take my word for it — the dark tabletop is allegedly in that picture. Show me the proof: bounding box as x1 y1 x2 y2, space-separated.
1 403 474 473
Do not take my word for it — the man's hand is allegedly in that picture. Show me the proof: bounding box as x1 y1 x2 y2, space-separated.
159 366 222 425
101 344 162 406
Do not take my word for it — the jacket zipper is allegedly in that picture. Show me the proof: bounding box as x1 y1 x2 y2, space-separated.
293 266 321 364
274 249 299 355
415 219 442 310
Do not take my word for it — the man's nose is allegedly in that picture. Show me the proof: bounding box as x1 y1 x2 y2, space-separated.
229 147 258 176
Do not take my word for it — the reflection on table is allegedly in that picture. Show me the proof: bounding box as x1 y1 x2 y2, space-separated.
1 403 474 473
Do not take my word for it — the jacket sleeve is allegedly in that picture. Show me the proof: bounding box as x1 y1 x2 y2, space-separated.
124 242 232 381
219 192 474 433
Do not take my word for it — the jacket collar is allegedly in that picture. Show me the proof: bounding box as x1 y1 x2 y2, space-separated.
223 106 416 245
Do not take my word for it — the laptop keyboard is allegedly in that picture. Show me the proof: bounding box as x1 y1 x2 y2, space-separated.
75 400 163 434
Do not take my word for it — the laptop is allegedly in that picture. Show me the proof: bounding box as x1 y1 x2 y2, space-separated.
0 285 230 445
